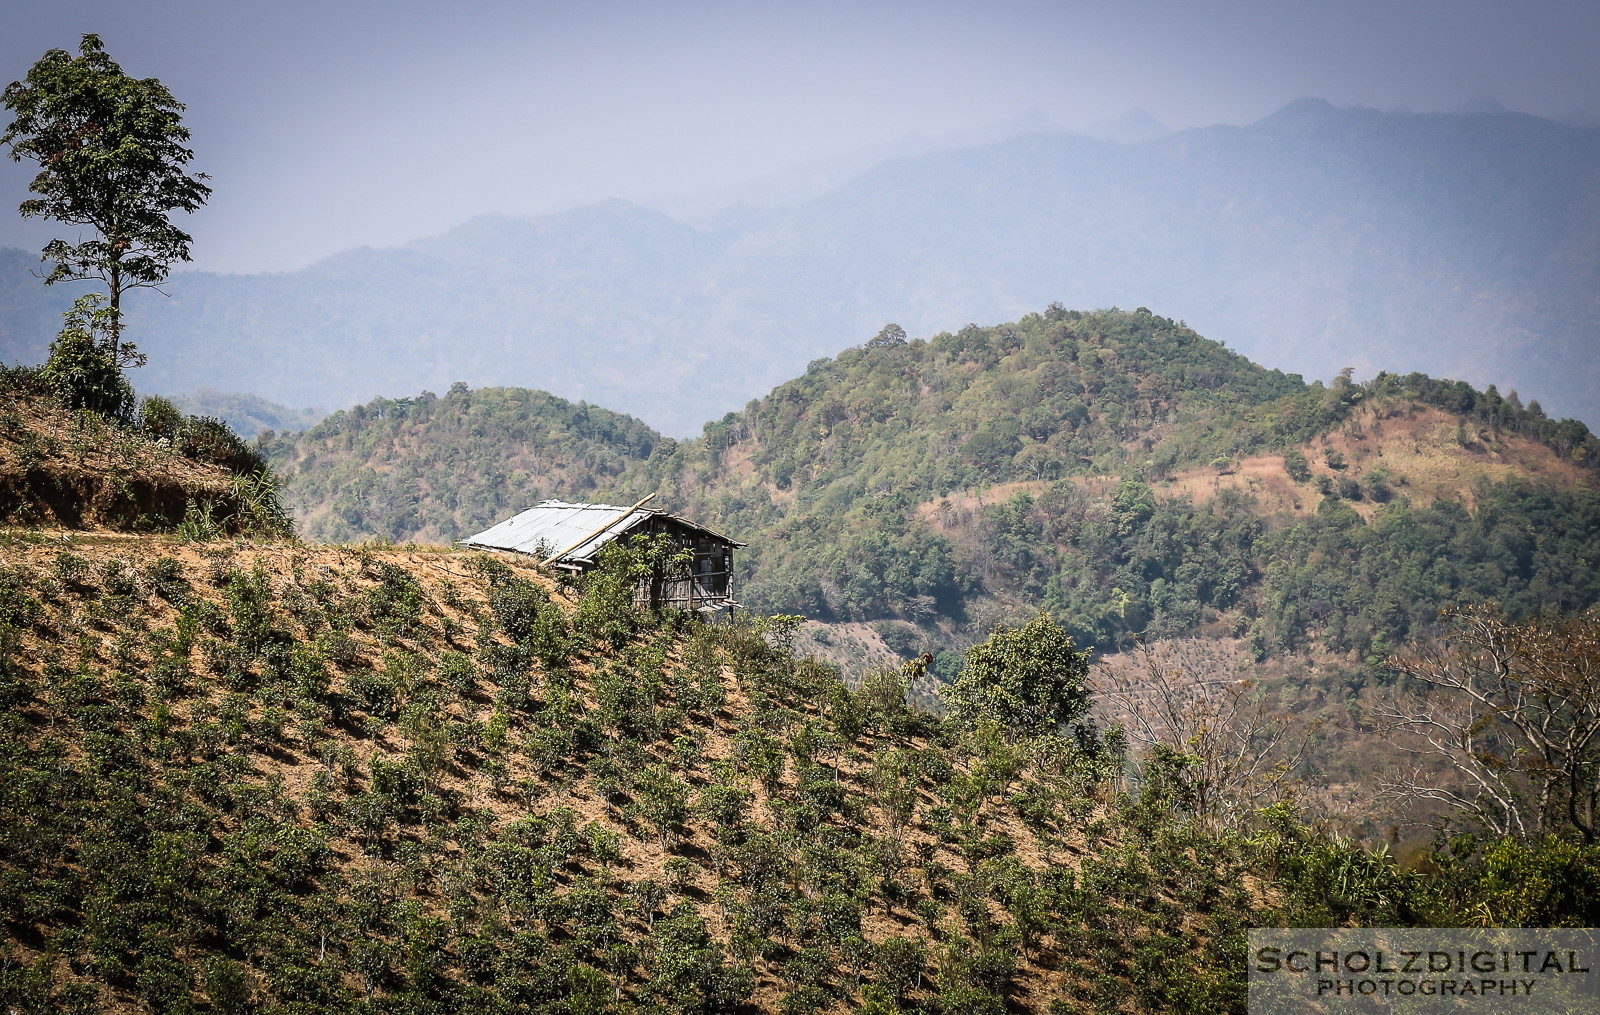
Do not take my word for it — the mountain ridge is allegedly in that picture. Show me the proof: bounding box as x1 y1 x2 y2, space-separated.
3 100 1599 433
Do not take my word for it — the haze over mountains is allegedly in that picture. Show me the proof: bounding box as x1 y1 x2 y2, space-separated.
3 98 1597 435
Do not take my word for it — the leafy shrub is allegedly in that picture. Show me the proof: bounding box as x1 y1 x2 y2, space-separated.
144 557 189 602
53 551 91 587
931 650 963 683
438 650 476 696
369 563 425 640
488 574 549 642
859 664 909 728
225 565 280 654
486 571 571 668
226 470 293 537
1447 835 1600 928
644 903 754 1014
942 615 1092 739
100 558 138 598
175 415 268 475
1282 449 1312 482
348 669 400 719
0 362 50 398
1366 470 1393 502
135 953 193 1015
40 296 135 422
140 395 184 440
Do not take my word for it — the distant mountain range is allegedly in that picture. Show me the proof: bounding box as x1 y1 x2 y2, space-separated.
3 98 1597 435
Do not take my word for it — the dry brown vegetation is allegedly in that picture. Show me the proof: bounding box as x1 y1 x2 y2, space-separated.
0 399 239 530
1150 401 1592 520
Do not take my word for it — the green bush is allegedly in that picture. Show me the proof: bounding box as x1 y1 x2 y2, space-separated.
1456 836 1600 928
645 903 754 1014
942 615 1092 739
204 957 250 1015
175 415 269 475
0 362 50 399
41 321 134 422
1282 449 1312 482
135 953 192 1015
140 395 184 440
369 563 425 640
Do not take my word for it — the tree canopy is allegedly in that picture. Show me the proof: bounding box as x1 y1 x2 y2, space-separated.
2 33 210 353
942 614 1092 738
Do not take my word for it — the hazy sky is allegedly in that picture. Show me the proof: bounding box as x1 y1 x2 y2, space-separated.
3 0 1597 273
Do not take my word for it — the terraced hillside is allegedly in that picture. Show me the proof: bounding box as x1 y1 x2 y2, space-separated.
9 530 1600 1015
0 531 1225 1013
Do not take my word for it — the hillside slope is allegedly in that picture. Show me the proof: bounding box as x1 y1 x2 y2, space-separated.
269 308 1600 670
0 374 289 538
6 385 1600 1012
6 102 1600 432
8 531 1596 1015
0 533 1249 1014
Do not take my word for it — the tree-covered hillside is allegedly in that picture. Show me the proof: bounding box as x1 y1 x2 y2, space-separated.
632 308 1316 621
269 307 1599 669
269 385 660 544
631 308 1599 660
6 290 1600 1013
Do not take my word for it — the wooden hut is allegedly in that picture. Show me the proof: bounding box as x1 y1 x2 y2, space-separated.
462 497 743 613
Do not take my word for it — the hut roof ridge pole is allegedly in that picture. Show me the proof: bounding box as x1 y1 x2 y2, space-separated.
542 493 658 566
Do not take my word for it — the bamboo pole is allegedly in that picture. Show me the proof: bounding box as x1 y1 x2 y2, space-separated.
542 493 658 566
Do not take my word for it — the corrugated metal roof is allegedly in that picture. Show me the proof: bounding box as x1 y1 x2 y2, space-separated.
461 500 742 564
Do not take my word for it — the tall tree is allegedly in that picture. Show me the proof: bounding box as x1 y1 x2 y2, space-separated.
2 33 210 357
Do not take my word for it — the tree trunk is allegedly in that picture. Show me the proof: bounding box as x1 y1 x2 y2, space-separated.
109 260 123 359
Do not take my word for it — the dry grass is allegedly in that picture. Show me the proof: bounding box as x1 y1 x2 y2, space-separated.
0 400 242 530
1150 401 1591 519
792 620 902 683
0 400 234 492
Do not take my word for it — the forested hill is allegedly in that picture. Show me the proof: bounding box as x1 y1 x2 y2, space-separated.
272 386 661 544
623 308 1599 662
267 307 1600 667
269 308 1310 545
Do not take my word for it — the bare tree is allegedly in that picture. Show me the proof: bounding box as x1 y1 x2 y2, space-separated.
1373 605 1600 841
1098 639 1315 829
